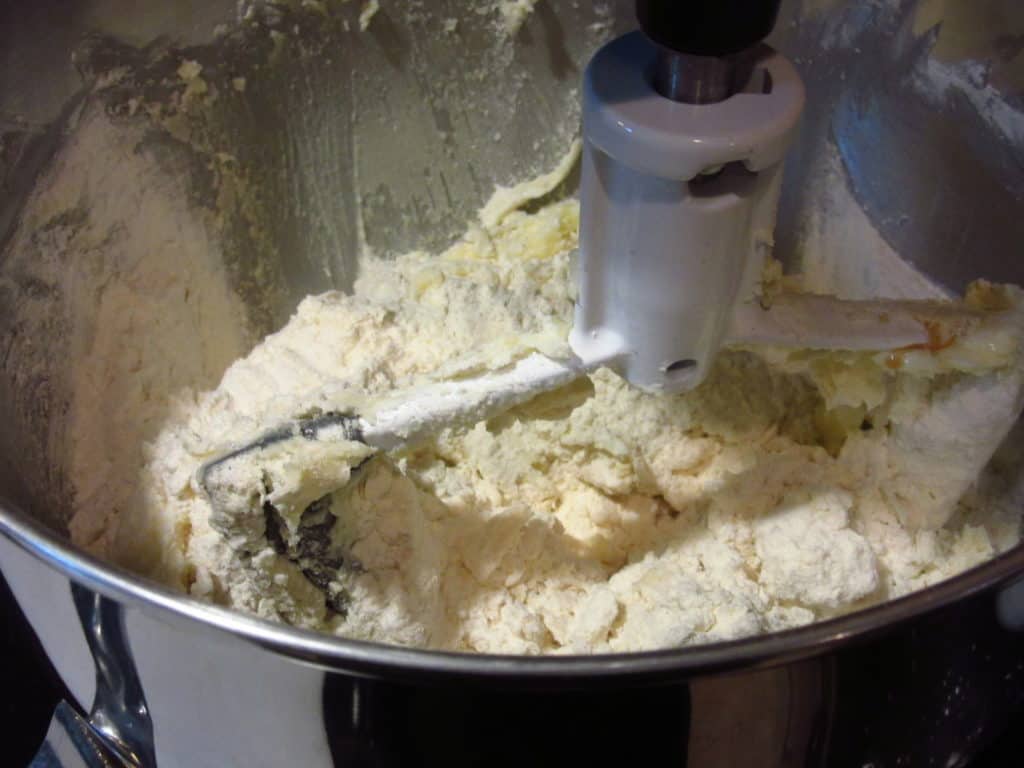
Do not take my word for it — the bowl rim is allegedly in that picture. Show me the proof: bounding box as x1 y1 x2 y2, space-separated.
2 497 1022 685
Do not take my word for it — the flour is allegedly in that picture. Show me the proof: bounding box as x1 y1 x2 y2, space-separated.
86 166 1024 653
358 0 379 32
492 0 540 37
0 95 252 552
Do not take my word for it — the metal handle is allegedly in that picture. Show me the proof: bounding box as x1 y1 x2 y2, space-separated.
31 586 155 767
31 701 129 768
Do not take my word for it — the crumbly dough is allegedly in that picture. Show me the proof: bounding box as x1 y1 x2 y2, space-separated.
100 184 1024 654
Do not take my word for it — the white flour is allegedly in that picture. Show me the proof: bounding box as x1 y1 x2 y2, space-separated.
0 98 252 552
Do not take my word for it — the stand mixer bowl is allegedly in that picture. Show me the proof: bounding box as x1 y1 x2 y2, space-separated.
1 1 1023 765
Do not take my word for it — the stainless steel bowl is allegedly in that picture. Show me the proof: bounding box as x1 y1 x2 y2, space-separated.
2 1 1023 765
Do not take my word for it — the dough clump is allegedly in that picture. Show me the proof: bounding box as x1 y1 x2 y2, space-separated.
104 196 1024 654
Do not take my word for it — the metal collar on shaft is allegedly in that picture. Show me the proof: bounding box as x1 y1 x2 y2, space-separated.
652 48 740 104
639 0 782 103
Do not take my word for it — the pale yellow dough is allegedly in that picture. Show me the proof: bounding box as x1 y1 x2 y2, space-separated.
104 189 1024 654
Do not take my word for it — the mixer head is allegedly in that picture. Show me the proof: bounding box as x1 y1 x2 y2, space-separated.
570 0 804 393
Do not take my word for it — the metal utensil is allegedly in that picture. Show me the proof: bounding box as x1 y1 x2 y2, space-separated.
198 291 998 504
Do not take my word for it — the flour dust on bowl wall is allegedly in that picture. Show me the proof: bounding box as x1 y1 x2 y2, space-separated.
2 0 1024 764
